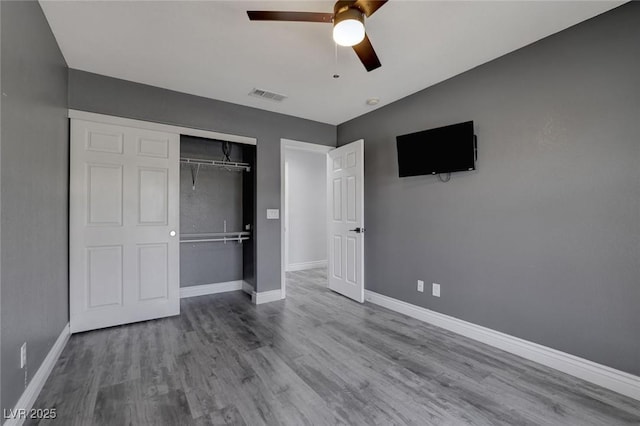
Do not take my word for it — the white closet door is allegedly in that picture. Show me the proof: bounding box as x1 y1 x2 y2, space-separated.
70 119 180 333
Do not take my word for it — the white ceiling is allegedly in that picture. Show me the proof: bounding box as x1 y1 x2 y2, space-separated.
40 1 623 125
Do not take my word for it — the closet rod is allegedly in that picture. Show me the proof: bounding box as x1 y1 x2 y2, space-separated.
180 237 250 244
181 231 250 238
180 157 251 172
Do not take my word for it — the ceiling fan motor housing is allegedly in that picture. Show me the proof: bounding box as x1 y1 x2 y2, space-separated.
334 1 365 23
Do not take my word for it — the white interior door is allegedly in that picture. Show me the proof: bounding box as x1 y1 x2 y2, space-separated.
327 139 364 302
70 119 180 333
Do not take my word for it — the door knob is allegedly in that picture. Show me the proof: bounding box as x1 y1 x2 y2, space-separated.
169 230 176 237
349 227 365 233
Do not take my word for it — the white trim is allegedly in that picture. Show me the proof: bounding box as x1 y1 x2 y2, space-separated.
68 110 257 145
281 138 334 154
284 160 290 287
252 289 285 305
286 260 327 272
325 153 331 291
179 281 245 298
280 138 333 299
364 290 640 401
5 324 70 426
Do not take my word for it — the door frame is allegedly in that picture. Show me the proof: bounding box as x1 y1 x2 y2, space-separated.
280 139 333 298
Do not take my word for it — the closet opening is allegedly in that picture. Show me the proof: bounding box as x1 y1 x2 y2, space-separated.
180 135 256 297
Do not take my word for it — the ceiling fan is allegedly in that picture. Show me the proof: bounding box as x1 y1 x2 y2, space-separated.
247 1 388 72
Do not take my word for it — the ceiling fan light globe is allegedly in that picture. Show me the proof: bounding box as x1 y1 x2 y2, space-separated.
332 7 365 47
333 19 365 46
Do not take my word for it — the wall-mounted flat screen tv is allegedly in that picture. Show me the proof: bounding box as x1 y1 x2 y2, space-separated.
396 121 476 177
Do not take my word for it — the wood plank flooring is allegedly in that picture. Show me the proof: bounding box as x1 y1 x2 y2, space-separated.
27 269 640 425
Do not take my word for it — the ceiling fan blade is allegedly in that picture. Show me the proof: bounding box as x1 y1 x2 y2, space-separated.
247 11 333 23
352 0 388 17
352 34 381 72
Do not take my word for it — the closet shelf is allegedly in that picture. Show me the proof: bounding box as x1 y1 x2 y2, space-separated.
180 231 250 244
181 157 251 190
180 157 251 172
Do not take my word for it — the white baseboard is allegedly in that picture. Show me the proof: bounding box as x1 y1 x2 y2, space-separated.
286 260 327 272
252 289 285 305
365 290 640 401
5 324 70 426
180 280 245 298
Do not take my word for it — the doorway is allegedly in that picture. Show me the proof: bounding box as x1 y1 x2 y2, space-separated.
280 139 332 297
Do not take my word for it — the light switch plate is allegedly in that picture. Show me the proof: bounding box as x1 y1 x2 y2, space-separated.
20 342 27 369
417 280 424 292
266 209 280 220
432 283 441 297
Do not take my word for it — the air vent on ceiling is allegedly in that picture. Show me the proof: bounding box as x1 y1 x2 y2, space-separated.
249 88 287 102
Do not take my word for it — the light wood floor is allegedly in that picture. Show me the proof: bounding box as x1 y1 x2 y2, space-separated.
28 269 640 425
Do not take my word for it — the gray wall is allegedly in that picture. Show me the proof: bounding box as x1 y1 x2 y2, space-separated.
338 3 640 376
1 1 69 414
180 136 246 287
68 69 336 292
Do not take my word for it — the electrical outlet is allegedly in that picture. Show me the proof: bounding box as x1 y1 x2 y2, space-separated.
266 209 279 219
417 280 424 292
20 342 27 369
432 283 441 297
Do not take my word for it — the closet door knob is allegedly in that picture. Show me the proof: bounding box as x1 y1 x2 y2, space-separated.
169 231 176 237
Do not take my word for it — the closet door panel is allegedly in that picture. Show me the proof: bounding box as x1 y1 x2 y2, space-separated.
137 136 170 158
70 119 180 333
86 163 123 226
86 128 124 154
86 245 123 308
138 167 168 225
138 243 169 301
